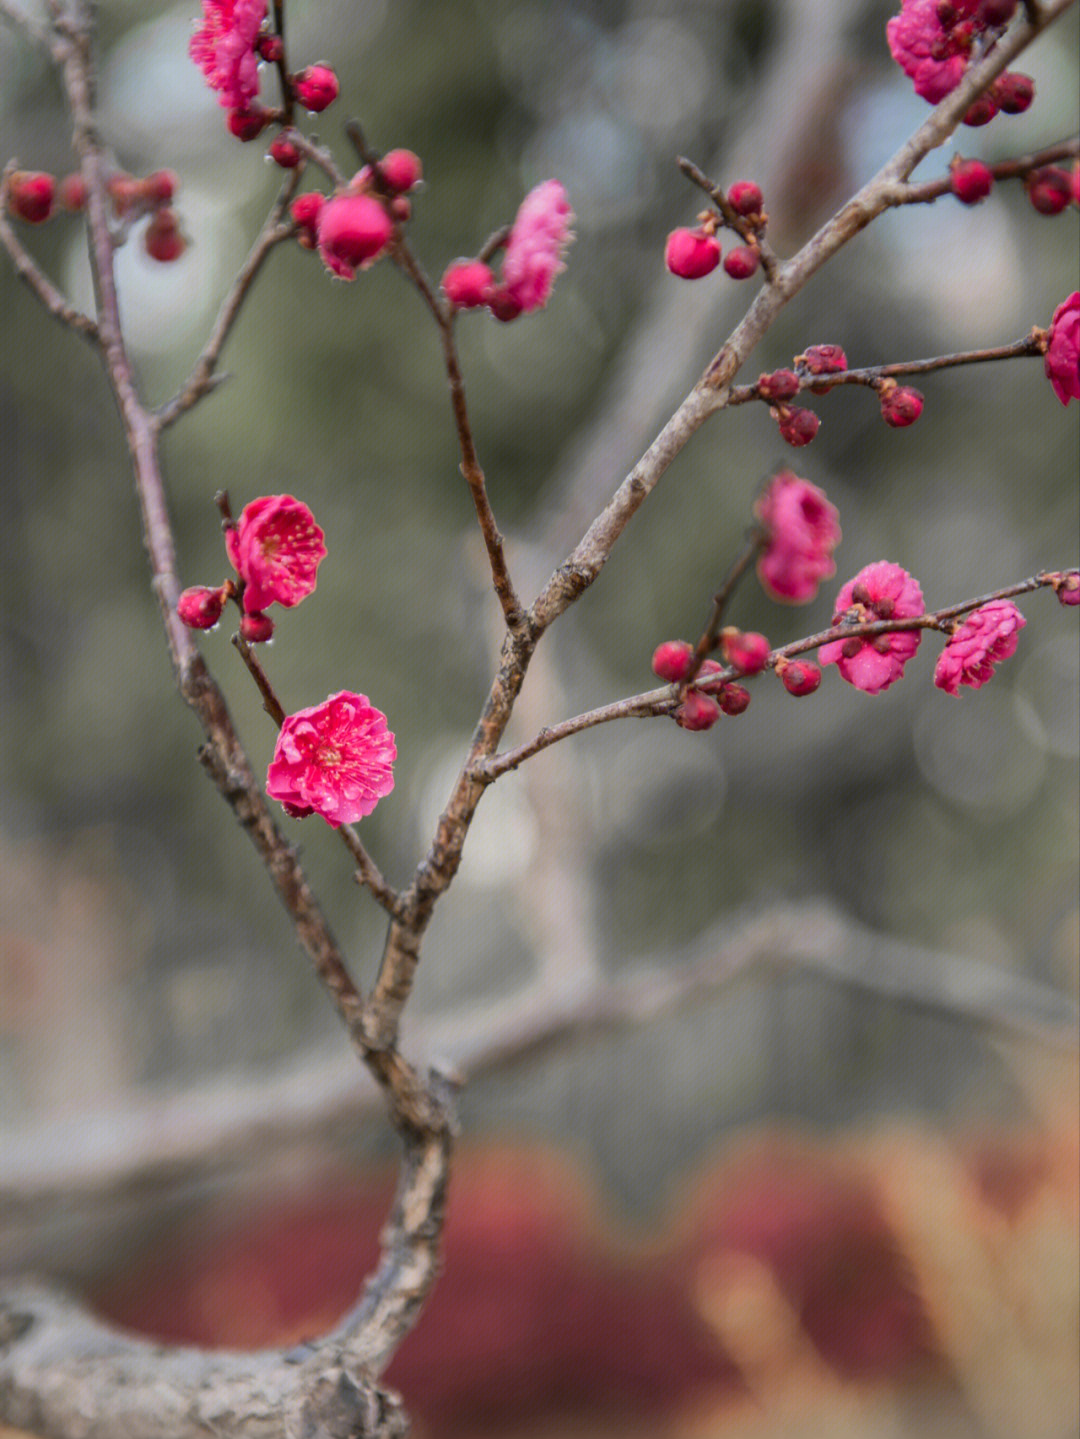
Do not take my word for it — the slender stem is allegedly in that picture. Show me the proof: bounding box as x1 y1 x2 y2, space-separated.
895 136 1079 205
684 528 766 685
155 176 299 429
728 336 1044 403
0 192 99 341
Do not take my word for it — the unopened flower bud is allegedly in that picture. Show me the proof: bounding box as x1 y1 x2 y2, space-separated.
664 227 721 279
720 628 771 676
258 34 284 63
1050 569 1080 605
727 180 763 217
376 149 423 194
776 656 822 696
317 193 394 280
269 137 301 169
879 382 924 427
290 191 325 247
58 173 87 211
758 369 800 402
293 64 339 113
950 157 994 204
227 106 270 141
240 611 275 643
178 586 225 629
718 682 751 716
1027 167 1072 216
107 173 140 215
652 640 695 683
798 344 848 379
962 94 999 127
777 406 820 447
675 690 721 730
144 209 186 262
5 170 55 224
991 71 1034 113
488 286 524 323
723 245 759 280
144 170 177 204
442 259 495 309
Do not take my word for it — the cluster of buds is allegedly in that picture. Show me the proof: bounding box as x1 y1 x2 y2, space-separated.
3 165 186 262
189 1 339 142
949 156 1079 213
178 493 327 643
664 179 765 282
886 0 1035 123
441 178 574 322
651 627 771 731
290 150 422 280
756 344 927 447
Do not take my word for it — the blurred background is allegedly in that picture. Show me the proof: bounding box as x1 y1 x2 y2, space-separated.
1 1 1078 1436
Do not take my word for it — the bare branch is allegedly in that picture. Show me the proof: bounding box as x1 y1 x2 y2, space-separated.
893 135 1080 205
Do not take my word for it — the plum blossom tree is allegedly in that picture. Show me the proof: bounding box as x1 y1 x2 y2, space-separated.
0 0 1077 1435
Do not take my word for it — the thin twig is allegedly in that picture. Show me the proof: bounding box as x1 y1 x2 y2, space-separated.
728 336 1044 403
155 175 300 429
479 571 1072 778
0 185 99 341
685 528 767 685
894 135 1080 205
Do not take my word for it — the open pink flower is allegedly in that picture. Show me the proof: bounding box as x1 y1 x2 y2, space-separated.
820 562 925 694
1044 292 1079 406
267 692 396 827
886 0 982 103
934 600 1026 694
226 494 326 614
497 179 574 313
190 0 267 112
755 471 841 603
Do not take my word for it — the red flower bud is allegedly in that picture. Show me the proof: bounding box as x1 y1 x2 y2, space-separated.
58 173 87 211
962 93 999 127
675 690 720 730
293 64 339 113
723 245 760 280
664 227 721 279
178 586 225 629
1026 167 1072 216
1050 569 1080 605
879 383 924 427
777 406 820 447
488 286 525 323
798 344 848 376
652 640 695 683
227 106 270 141
376 149 423 194
107 173 140 216
144 170 177 204
442 260 495 309
240 611 275 643
776 657 822 696
991 71 1034 113
5 170 55 224
950 157 994 204
269 137 302 169
144 208 186 263
718 682 751 716
758 369 800 402
290 191 325 247
720 628 771 676
258 34 284 63
727 180 763 217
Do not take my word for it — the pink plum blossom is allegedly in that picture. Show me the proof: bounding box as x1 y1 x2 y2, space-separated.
266 692 396 826
933 599 1026 694
1044 293 1079 405
226 494 327 614
190 0 267 112
499 179 574 313
755 471 841 603
886 0 981 103
820 561 925 694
